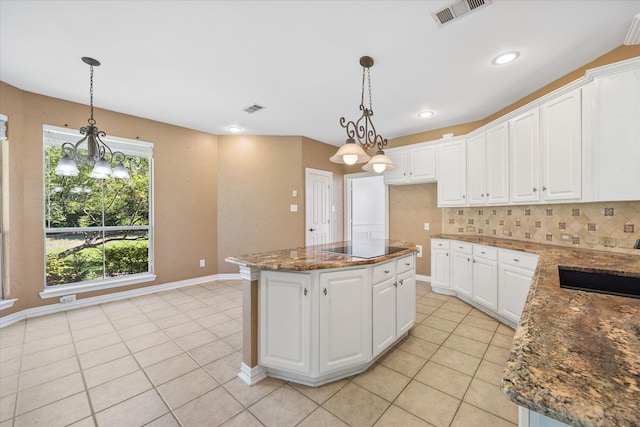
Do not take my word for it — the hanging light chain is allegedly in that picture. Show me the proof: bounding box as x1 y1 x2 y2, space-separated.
88 64 96 125
367 66 373 112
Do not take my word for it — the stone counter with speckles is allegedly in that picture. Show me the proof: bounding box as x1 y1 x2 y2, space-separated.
225 240 416 271
434 234 640 427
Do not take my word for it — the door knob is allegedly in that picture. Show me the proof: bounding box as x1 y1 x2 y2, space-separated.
309 228 316 232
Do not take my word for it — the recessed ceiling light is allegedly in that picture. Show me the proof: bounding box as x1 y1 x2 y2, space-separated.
418 111 434 118
227 126 242 133
492 51 520 65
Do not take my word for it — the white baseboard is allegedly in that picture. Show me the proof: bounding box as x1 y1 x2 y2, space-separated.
417 274 430 283
0 273 241 329
237 363 267 385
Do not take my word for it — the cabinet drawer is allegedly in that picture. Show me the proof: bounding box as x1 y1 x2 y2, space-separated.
431 239 450 250
373 261 396 284
452 241 473 255
499 249 539 270
396 255 415 273
473 244 497 261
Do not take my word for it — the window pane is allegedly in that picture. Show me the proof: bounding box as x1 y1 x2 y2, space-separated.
103 158 150 227
46 231 105 286
104 230 149 277
45 146 104 228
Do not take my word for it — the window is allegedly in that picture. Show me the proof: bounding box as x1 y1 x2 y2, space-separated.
43 125 154 295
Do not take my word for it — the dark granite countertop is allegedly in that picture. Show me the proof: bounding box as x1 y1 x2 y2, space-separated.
225 240 416 271
433 234 640 427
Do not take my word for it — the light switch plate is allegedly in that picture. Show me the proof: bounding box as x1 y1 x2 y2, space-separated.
424 223 430 231
290 204 298 212
292 190 297 197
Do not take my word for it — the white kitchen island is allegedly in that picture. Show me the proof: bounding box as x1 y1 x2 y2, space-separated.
226 240 416 386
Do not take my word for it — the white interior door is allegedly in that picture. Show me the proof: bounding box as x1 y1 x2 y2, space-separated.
346 174 387 242
305 168 332 246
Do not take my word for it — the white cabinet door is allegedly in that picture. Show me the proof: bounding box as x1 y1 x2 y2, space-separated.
319 269 371 373
510 110 540 203
384 150 408 184
372 277 397 358
409 145 437 182
472 257 498 311
467 133 486 205
431 249 450 290
540 88 582 201
438 139 467 206
498 263 535 325
396 269 416 336
591 68 640 201
485 122 510 204
451 244 473 299
260 271 311 373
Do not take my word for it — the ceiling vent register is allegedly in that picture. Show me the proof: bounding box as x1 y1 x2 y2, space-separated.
432 0 491 27
243 104 264 114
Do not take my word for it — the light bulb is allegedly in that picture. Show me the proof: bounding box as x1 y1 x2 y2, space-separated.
373 163 386 173
343 154 358 165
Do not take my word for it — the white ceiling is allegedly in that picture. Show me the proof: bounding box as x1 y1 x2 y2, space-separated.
1 1 639 146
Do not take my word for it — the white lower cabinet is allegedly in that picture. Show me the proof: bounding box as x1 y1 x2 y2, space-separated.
259 255 415 386
259 271 311 373
319 269 371 373
372 257 416 358
431 239 451 291
430 239 539 328
451 242 473 299
471 245 498 311
498 249 539 325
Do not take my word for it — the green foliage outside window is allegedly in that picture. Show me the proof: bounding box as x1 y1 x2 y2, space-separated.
44 144 151 286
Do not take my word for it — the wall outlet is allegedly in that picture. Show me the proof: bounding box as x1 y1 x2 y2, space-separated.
561 234 571 241
466 225 476 232
416 244 423 258
290 204 298 212
60 294 76 304
503 230 512 237
424 223 430 231
292 190 297 197
199 259 206 267
585 236 599 245
600 237 617 247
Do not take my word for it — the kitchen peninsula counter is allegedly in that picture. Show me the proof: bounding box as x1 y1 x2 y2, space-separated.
226 240 417 387
434 234 640 427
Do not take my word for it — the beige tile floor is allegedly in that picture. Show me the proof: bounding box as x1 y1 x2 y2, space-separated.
0 280 519 427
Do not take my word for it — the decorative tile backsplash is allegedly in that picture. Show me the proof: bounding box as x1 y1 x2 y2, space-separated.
443 201 640 255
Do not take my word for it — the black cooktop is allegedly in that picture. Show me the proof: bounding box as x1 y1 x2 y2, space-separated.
323 244 406 259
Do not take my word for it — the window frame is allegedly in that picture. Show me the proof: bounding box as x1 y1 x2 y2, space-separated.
40 124 156 299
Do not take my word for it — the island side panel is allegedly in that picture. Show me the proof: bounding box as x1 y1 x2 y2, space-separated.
238 265 266 384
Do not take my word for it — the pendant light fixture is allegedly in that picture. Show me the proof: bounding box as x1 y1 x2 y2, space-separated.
330 56 396 173
55 57 129 179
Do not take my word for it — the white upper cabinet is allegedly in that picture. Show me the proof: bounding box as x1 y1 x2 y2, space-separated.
485 122 510 204
384 144 436 185
540 88 582 201
467 132 486 205
587 67 640 201
509 109 540 204
437 139 467 206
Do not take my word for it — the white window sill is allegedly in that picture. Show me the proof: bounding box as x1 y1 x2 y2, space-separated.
39 273 157 299
0 299 17 310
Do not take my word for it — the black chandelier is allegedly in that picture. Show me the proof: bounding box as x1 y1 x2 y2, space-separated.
55 57 129 179
330 56 396 173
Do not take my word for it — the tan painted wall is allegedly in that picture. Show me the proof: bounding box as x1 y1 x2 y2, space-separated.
217 135 344 274
0 82 218 315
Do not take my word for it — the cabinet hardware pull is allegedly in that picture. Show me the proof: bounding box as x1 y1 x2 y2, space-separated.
513 258 519 262
462 195 466 198
304 288 308 296
486 193 490 197
542 186 547 191
481 193 485 197
473 260 476 263
400 279 404 285
309 228 316 231
405 263 410 266
467 258 471 262
532 187 537 192
384 270 390 274
323 288 327 296
446 253 449 256
481 251 485 254
394 282 397 288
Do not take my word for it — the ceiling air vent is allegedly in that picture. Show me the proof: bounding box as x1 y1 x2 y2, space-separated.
243 104 264 114
432 0 492 27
